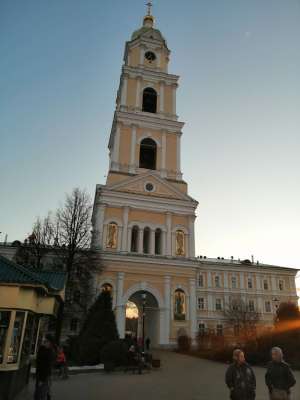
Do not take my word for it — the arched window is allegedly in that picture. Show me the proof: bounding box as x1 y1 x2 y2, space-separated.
155 228 162 255
174 289 186 321
142 87 157 113
143 227 150 254
131 225 139 252
139 138 157 170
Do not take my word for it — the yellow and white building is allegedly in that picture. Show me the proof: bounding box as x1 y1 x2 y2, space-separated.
91 9 298 346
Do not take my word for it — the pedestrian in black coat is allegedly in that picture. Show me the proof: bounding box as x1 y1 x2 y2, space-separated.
265 347 296 400
34 335 56 400
225 349 256 400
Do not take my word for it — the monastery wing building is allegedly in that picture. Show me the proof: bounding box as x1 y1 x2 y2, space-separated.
91 9 298 346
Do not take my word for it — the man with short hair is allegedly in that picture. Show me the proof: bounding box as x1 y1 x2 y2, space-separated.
225 349 256 400
265 347 296 400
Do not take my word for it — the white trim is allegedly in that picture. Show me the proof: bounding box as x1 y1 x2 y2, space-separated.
137 134 161 147
121 76 128 106
129 125 137 174
122 282 164 308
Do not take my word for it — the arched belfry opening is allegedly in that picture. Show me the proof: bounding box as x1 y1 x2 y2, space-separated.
139 138 157 170
142 87 157 113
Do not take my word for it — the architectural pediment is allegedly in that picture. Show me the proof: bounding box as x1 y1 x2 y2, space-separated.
106 171 196 203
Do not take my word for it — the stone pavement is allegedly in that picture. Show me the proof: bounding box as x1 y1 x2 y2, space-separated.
19 351 300 400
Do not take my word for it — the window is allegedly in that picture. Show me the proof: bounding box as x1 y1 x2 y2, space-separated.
155 228 162 255
0 311 11 364
249 300 255 312
265 301 272 313
248 278 253 289
145 51 156 62
279 280 284 291
70 318 78 332
263 280 269 290
131 225 139 252
198 274 204 287
215 276 221 288
142 87 157 113
7 311 25 364
216 324 223 336
231 276 237 289
215 298 222 311
174 289 186 321
143 227 150 254
21 313 35 362
199 323 206 336
198 297 205 310
139 138 157 170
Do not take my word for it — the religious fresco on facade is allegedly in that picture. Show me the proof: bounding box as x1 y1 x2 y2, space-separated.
106 223 118 249
174 289 186 320
175 230 185 256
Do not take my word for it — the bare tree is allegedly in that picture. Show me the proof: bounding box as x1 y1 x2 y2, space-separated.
15 214 54 269
224 298 260 341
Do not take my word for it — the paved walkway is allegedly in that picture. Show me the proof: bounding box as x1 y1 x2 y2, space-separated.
20 351 300 400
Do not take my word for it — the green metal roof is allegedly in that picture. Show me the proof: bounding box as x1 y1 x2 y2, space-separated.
0 255 66 292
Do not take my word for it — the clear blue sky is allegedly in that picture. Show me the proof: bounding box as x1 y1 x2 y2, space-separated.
1 1 300 273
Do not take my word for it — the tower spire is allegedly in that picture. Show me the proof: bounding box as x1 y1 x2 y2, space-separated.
143 1 154 28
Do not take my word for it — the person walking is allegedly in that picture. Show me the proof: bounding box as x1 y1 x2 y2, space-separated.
145 337 151 351
34 335 56 400
265 347 296 400
225 349 256 400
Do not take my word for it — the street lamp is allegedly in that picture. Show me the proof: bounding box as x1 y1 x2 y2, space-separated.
141 292 147 353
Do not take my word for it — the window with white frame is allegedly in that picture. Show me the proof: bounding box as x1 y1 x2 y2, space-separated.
198 274 204 287
263 279 269 290
215 276 221 288
265 301 272 313
198 297 205 310
215 298 222 311
248 278 253 289
216 324 223 336
248 300 255 312
231 276 237 289
279 280 284 291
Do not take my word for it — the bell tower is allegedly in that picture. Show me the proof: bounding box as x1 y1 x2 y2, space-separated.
92 6 198 259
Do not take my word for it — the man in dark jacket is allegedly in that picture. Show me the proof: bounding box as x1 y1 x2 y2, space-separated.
225 349 256 400
35 335 56 400
265 347 296 400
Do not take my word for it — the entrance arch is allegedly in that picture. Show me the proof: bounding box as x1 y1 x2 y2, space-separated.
126 291 159 347
121 283 166 346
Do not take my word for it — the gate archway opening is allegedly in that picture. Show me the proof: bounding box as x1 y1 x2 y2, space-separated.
125 290 159 347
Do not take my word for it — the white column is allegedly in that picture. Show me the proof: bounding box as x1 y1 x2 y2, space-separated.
129 125 137 173
159 81 164 113
135 77 141 108
166 212 172 256
189 278 197 342
256 274 261 291
156 51 161 68
120 75 128 106
184 233 189 258
150 228 155 255
188 215 195 258
138 228 144 254
207 294 213 312
240 272 245 289
271 276 277 292
116 272 125 338
163 276 171 345
127 226 132 252
121 206 129 251
176 134 181 176
161 230 166 256
161 130 167 178
111 124 120 170
172 83 177 115
92 204 106 249
207 271 212 288
224 272 228 289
